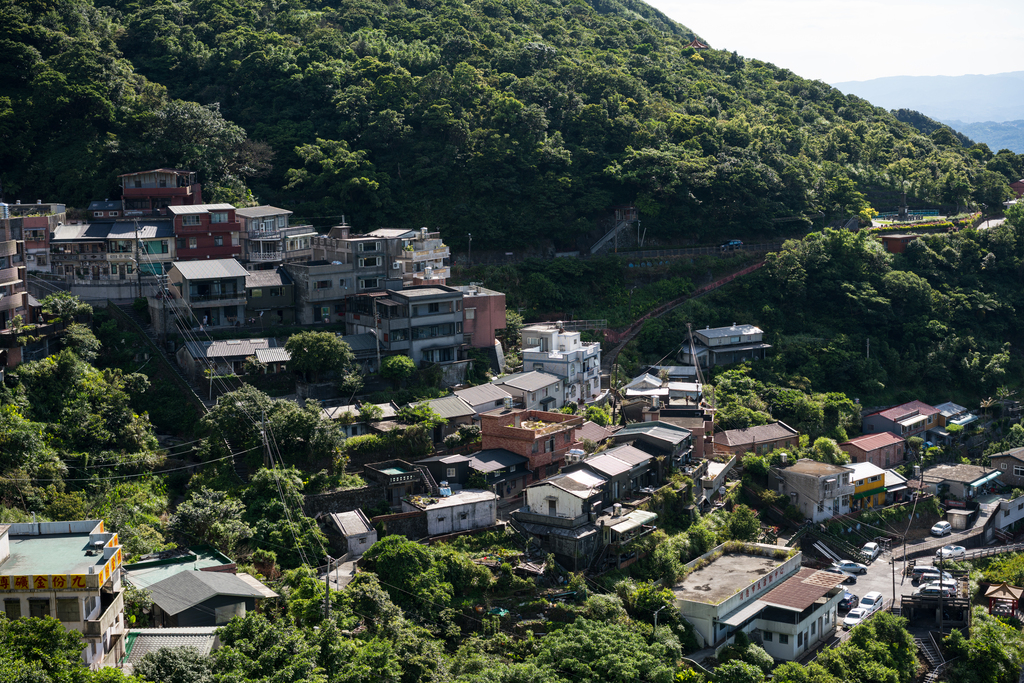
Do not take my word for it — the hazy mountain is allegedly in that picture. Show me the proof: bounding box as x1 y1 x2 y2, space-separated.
833 72 1024 123
943 120 1024 154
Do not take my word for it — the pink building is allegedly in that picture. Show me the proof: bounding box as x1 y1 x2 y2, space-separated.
453 284 506 348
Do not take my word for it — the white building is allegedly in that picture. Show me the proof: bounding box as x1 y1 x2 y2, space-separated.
521 323 601 404
771 459 854 523
491 371 564 411
402 489 497 536
751 567 845 661
0 520 126 669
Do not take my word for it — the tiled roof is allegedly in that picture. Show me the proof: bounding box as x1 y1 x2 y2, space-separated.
841 432 905 451
714 421 798 447
467 449 528 473
991 447 1024 463
576 420 615 443
123 627 219 667
868 400 940 421
173 258 248 280
760 567 844 611
255 348 290 364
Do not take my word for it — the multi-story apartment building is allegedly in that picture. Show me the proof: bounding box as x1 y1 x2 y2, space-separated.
452 284 506 348
166 259 248 328
0 214 29 330
51 219 175 283
346 285 465 366
50 223 110 281
680 323 772 369
118 168 202 215
0 520 126 669
394 227 450 284
284 260 353 325
235 206 316 267
3 200 65 273
480 407 583 481
770 459 854 523
521 323 602 404
168 204 241 262
311 223 450 288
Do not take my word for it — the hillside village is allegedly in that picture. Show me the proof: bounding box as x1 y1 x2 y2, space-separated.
5 166 1024 683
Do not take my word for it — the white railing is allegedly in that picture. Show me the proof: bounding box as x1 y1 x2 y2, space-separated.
249 252 283 261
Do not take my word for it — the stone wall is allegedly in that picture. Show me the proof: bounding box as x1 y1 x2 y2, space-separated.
297 381 339 403
303 483 387 516
372 510 428 540
439 359 471 388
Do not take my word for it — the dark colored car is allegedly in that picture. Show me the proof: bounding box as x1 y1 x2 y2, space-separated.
838 592 860 612
823 567 857 585
720 239 744 250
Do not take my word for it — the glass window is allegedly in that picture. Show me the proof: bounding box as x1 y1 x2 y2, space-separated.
270 288 281 297
232 232 240 246
214 235 224 246
111 264 118 274
211 212 228 223
277 216 286 227
446 467 457 478
314 280 332 290
56 599 80 622
251 289 262 298
28 600 49 618
182 215 201 226
779 634 789 644
466 308 476 319
188 237 197 249
763 631 772 642
4 599 21 619
359 278 378 290
176 238 186 249
1014 465 1024 477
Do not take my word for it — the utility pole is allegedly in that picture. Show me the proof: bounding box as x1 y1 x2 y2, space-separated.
467 233 472 266
324 555 332 620
372 296 381 372
135 218 142 300
866 338 870 360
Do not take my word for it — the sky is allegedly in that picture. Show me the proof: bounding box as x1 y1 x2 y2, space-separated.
644 0 1023 84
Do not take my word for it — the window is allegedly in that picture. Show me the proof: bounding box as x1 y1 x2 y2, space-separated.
251 289 262 298
211 212 228 223
28 600 49 618
314 280 332 290
466 308 476 319
4 599 20 619
145 240 169 254
56 599 80 622
358 241 381 252
531 392 536 400
391 328 408 342
188 237 197 249
564 432 571 442
510 465 516 472
817 501 824 513
176 238 186 249
359 278 379 290
359 256 382 268
841 495 850 508
446 467 457 478
532 442 538 453
214 235 224 246
1001 463 1007 470
182 215 201 226
763 631 772 642
232 232 240 246
277 216 286 228
428 302 440 313
1015 465 1024 478
797 632 803 646
270 288 281 297
111 264 118 274
779 634 789 644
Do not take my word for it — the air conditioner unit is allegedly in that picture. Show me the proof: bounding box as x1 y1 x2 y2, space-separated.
392 261 401 270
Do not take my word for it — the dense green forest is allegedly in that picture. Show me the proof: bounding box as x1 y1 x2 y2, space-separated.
2 0 1021 252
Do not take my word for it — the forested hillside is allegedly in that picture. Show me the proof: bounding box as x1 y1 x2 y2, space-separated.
1 0 1016 251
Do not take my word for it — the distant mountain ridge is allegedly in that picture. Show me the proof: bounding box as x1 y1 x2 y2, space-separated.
942 120 1024 154
833 72 1024 124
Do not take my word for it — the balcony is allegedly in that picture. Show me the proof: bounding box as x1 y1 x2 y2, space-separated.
187 291 246 305
250 251 283 261
0 266 20 286
176 221 241 234
249 230 281 240
83 590 123 637
513 508 591 529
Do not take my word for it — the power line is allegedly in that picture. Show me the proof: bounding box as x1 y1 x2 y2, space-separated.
2 445 262 482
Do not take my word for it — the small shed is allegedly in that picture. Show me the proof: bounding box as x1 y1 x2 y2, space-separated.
147 571 276 627
985 583 1023 616
946 508 973 530
328 509 377 556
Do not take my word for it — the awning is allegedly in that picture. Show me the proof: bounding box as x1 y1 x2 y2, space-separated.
971 471 1001 487
540 396 556 405
852 487 886 501
610 509 658 534
887 483 908 492
720 600 767 627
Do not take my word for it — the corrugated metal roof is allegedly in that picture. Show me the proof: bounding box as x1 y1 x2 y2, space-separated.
581 453 632 477
341 333 380 353
330 510 373 537
51 223 113 241
123 628 218 667
467 449 528 473
760 568 843 611
601 444 653 466
167 203 235 215
422 395 475 419
245 268 292 288
184 338 272 359
235 205 292 218
255 348 290 364
147 571 268 615
108 220 174 239
172 258 248 280
714 421 798 447
455 383 511 407
493 370 560 392
697 324 763 339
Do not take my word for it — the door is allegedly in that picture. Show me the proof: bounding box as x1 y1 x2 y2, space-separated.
548 499 557 516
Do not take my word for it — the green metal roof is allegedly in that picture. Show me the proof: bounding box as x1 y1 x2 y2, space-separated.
851 487 887 501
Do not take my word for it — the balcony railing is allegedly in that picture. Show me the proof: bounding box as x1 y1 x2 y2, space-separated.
187 291 245 303
250 251 283 261
249 230 281 240
83 590 123 637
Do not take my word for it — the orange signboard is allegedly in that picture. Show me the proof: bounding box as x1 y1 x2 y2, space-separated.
70 575 88 589
51 574 68 590
32 575 49 590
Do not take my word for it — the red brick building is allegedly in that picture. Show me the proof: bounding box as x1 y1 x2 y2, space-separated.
839 432 906 468
168 204 242 262
480 408 584 481
1011 179 1024 198
119 169 203 215
880 234 920 254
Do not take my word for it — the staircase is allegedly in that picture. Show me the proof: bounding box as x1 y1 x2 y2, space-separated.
787 524 872 564
590 216 635 254
416 464 440 496
916 633 948 683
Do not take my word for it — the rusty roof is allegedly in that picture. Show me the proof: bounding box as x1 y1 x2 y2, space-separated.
760 568 844 611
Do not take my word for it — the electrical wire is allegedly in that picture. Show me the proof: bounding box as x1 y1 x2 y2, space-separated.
2 445 262 482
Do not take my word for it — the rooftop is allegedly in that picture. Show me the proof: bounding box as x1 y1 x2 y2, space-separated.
674 550 788 605
183 338 273 359
329 510 373 537
118 168 194 177
575 420 616 444
0 532 108 576
868 400 940 422
784 459 850 477
841 432 905 451
245 268 293 288
108 220 174 240
405 489 496 511
491 370 560 393
365 228 415 238
147 570 273 615
922 463 998 485
421 394 476 420
760 567 844 611
714 421 798 447
600 444 653 466
454 383 512 407
173 258 248 280
540 470 604 498
991 447 1024 463
845 461 887 483
466 449 528 473
235 205 292 218
394 286 455 299
255 348 290 364
167 203 235 215
122 547 235 590
124 627 219 670
697 324 763 339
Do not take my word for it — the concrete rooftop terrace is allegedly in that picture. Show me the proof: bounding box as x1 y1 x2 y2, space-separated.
0 533 107 576
674 552 786 605
122 548 234 589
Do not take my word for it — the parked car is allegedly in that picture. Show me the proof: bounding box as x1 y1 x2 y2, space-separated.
916 582 956 598
843 607 868 629
911 565 938 582
720 239 743 250
838 592 860 612
833 560 868 575
936 545 966 560
861 542 881 561
822 567 857 584
916 568 953 584
859 591 884 615
931 521 952 537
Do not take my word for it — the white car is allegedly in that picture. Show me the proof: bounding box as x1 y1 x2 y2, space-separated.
861 542 881 561
936 545 966 560
843 607 867 629
931 521 952 537
833 560 868 575
859 591 884 615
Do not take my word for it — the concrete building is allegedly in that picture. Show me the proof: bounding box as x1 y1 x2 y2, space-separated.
565 443 659 504
845 461 887 511
753 567 845 661
672 543 803 649
283 260 357 324
167 258 249 329
511 470 606 567
451 283 506 348
363 460 429 510
454 383 513 417
244 267 295 326
920 463 1001 502
2 200 65 273
491 371 564 411
176 338 275 381
117 169 202 215
521 323 602 404
839 432 906 468
480 408 583 481
415 449 531 501
714 422 799 456
325 510 377 556
770 459 854 523
0 520 126 669
168 204 241 262
402 489 497 536
680 324 772 370
50 222 111 282
235 206 316 267
862 400 940 439
612 421 693 467
0 212 30 332
311 224 449 290
990 447 1024 488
